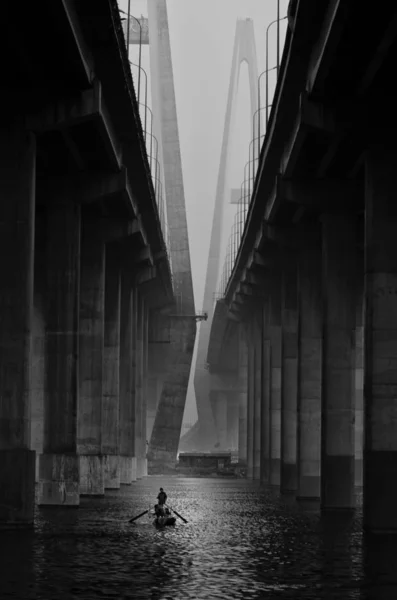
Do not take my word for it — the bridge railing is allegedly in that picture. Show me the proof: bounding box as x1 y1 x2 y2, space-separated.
118 7 173 282
216 95 276 300
129 61 172 269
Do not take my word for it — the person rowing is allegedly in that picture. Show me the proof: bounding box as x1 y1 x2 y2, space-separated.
157 487 167 505
154 487 168 517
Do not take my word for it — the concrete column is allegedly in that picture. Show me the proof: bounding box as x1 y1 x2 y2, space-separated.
353 251 364 489
363 145 397 533
355 290 364 488
135 291 145 478
131 287 138 478
147 315 160 444
147 374 158 444
269 277 282 486
260 300 271 484
238 326 248 464
102 246 121 489
321 215 356 509
38 201 81 506
0 124 36 527
215 392 228 450
31 301 45 483
226 393 239 451
246 320 255 478
297 242 322 499
141 299 149 477
253 311 262 479
119 270 135 484
147 313 169 444
281 258 298 493
78 221 105 496
31 221 46 483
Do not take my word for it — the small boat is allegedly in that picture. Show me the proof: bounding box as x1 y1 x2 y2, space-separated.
129 505 186 526
154 513 176 527
153 506 176 527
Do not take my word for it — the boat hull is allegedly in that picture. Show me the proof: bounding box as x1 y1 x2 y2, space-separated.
154 515 176 527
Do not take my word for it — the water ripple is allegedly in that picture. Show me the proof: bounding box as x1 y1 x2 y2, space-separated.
0 478 396 598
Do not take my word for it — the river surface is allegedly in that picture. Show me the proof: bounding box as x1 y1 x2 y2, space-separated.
1 477 397 599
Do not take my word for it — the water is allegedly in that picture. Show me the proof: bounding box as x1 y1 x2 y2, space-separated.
1 477 397 599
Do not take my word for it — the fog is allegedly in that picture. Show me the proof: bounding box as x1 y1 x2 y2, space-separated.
118 0 289 428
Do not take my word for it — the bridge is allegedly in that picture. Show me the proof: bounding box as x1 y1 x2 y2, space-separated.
3 0 397 537
0 0 195 528
197 0 397 534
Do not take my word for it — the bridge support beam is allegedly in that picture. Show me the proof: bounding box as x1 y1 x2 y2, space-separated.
38 201 81 507
0 125 36 527
147 314 170 445
213 392 228 450
142 302 149 476
135 293 147 479
102 246 121 489
246 319 255 478
253 313 262 479
281 258 298 493
147 372 160 445
363 145 397 533
297 242 322 500
260 301 271 484
321 215 356 509
354 280 364 488
32 236 46 483
269 276 282 486
78 219 105 496
119 270 135 484
238 326 248 464
226 393 239 451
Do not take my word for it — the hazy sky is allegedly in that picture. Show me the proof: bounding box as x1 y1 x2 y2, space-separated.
119 0 288 425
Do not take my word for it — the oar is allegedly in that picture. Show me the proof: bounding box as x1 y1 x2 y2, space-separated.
168 505 188 524
129 509 149 523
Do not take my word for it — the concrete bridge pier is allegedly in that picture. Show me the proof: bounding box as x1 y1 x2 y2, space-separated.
280 257 298 493
212 391 228 450
0 123 36 527
142 301 149 477
38 200 81 507
297 241 322 500
363 144 397 533
321 215 356 509
146 372 158 445
32 217 46 483
237 326 248 464
260 300 271 484
246 319 255 478
119 269 135 484
78 216 105 496
102 245 121 489
269 275 282 487
226 393 239 451
135 292 147 479
146 312 172 448
253 311 263 479
354 278 364 489
206 370 243 455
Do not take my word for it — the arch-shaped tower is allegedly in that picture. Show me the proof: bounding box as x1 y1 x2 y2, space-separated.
191 18 259 451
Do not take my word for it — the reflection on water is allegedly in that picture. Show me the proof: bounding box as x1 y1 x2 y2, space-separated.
0 478 397 599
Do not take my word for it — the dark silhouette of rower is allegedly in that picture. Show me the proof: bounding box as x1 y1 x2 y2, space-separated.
157 487 167 506
154 487 168 517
